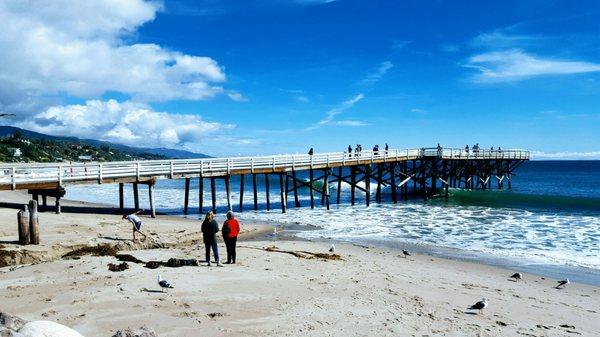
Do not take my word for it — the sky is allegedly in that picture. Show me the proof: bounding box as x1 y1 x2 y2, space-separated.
1 0 600 158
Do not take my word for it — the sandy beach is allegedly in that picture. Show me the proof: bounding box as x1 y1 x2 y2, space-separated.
1 191 599 336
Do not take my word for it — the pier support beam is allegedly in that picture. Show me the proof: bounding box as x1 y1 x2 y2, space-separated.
292 170 300 207
375 164 382 202
322 169 330 210
198 176 204 215
309 169 314 209
279 174 287 213
148 182 156 218
183 178 190 215
239 174 244 212
133 182 140 211
336 167 342 204
265 174 270 211
252 174 258 210
211 177 217 213
365 165 371 207
225 175 232 211
119 183 124 211
390 163 397 203
350 166 356 206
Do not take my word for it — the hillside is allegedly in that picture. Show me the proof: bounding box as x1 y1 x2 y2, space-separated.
0 126 210 161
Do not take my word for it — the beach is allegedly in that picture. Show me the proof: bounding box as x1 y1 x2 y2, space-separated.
1 191 599 336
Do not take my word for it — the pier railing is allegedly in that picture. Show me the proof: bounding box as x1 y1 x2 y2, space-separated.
0 148 529 189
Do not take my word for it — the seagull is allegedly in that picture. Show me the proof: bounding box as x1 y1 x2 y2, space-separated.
273 226 278 236
467 298 488 314
556 279 570 289
510 272 523 282
329 244 335 253
157 274 173 292
402 249 411 258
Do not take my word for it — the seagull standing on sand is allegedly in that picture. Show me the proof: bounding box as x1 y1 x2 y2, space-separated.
158 275 173 292
467 298 488 314
556 279 570 289
510 272 523 282
402 249 411 258
329 244 335 253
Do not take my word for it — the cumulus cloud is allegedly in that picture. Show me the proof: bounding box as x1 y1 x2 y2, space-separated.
17 100 233 149
0 0 228 116
465 49 600 82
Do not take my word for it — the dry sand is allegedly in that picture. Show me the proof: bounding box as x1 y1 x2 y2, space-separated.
1 191 599 336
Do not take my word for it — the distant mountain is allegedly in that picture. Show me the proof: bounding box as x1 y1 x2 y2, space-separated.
0 126 210 160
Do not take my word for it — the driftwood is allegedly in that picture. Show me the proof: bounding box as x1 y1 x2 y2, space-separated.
261 246 343 261
108 262 129 272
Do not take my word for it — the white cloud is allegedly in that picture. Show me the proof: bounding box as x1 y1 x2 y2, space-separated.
531 150 600 160
392 40 411 51
333 120 369 126
309 93 364 130
411 108 427 113
227 92 248 102
440 43 460 53
361 61 394 85
18 99 234 149
0 0 229 117
466 49 600 82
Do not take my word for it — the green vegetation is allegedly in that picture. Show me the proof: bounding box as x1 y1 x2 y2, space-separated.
0 132 166 163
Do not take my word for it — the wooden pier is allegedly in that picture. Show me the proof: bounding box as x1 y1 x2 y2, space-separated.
0 148 529 215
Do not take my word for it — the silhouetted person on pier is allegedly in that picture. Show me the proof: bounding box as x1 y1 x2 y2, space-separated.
465 145 469 156
122 210 147 242
308 148 314 156
201 211 221 266
373 145 379 156
385 143 389 153
222 211 240 264
437 143 442 157
348 145 352 157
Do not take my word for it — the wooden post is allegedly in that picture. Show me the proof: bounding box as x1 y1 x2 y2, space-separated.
279 174 287 213
403 161 408 200
183 178 190 215
18 208 30 245
198 176 204 215
350 166 356 206
336 167 342 204
148 183 156 218
211 177 217 213
309 169 314 209
119 183 124 211
412 160 417 197
390 163 397 203
365 165 371 207
239 174 244 212
253 174 258 210
55 194 61 214
375 164 382 202
292 171 300 207
285 174 289 208
42 195 47 208
225 176 232 211
133 182 140 211
28 200 39 245
265 174 270 211
323 169 330 210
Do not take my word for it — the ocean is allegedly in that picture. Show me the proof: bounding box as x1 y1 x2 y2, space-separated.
66 160 600 285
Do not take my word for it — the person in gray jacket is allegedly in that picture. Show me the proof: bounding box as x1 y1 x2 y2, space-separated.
201 211 221 266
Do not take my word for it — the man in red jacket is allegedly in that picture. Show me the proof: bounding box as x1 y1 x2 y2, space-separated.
222 211 240 264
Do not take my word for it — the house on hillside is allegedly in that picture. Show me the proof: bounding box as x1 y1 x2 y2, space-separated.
77 155 93 161
8 148 21 157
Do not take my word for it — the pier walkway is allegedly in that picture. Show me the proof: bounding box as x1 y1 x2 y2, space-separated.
0 147 530 215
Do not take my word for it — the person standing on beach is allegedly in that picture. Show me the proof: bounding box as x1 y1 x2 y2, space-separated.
201 211 221 266
222 211 240 264
122 210 147 242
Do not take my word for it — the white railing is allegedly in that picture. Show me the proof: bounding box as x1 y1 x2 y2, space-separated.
0 148 529 188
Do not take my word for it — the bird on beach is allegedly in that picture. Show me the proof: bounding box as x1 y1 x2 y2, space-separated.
510 272 523 282
273 226 278 236
157 274 173 292
402 249 411 258
329 244 335 253
556 279 570 289
467 298 488 314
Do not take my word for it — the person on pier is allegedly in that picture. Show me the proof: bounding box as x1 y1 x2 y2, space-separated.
385 143 389 154
347 145 352 157
122 210 147 242
222 211 240 264
308 147 314 156
373 144 379 156
201 211 221 266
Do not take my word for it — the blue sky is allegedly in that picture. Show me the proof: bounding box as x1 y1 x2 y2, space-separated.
1 0 600 158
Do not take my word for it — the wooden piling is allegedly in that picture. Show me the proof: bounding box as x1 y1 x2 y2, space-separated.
225 175 232 211
28 200 39 245
292 170 300 207
265 174 270 211
253 174 258 210
336 167 342 204
375 164 382 202
183 178 190 214
199 176 204 215
133 182 140 211
350 166 356 206
323 169 330 210
309 169 314 209
119 183 124 211
55 194 61 214
279 174 287 213
364 165 371 206
239 174 244 212
148 182 156 218
42 195 47 208
211 177 217 213
390 163 397 203
17 208 30 245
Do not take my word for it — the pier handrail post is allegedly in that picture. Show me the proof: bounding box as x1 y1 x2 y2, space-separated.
371 150 374 163
11 167 16 190
170 160 174 179
201 160 204 175
342 152 345 165
326 153 330 166
310 154 313 168
227 158 231 174
98 163 103 184
272 156 276 171
251 158 254 173
292 155 296 170
58 165 62 186
136 162 140 181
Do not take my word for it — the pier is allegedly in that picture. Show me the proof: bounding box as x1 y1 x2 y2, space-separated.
0 147 529 215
